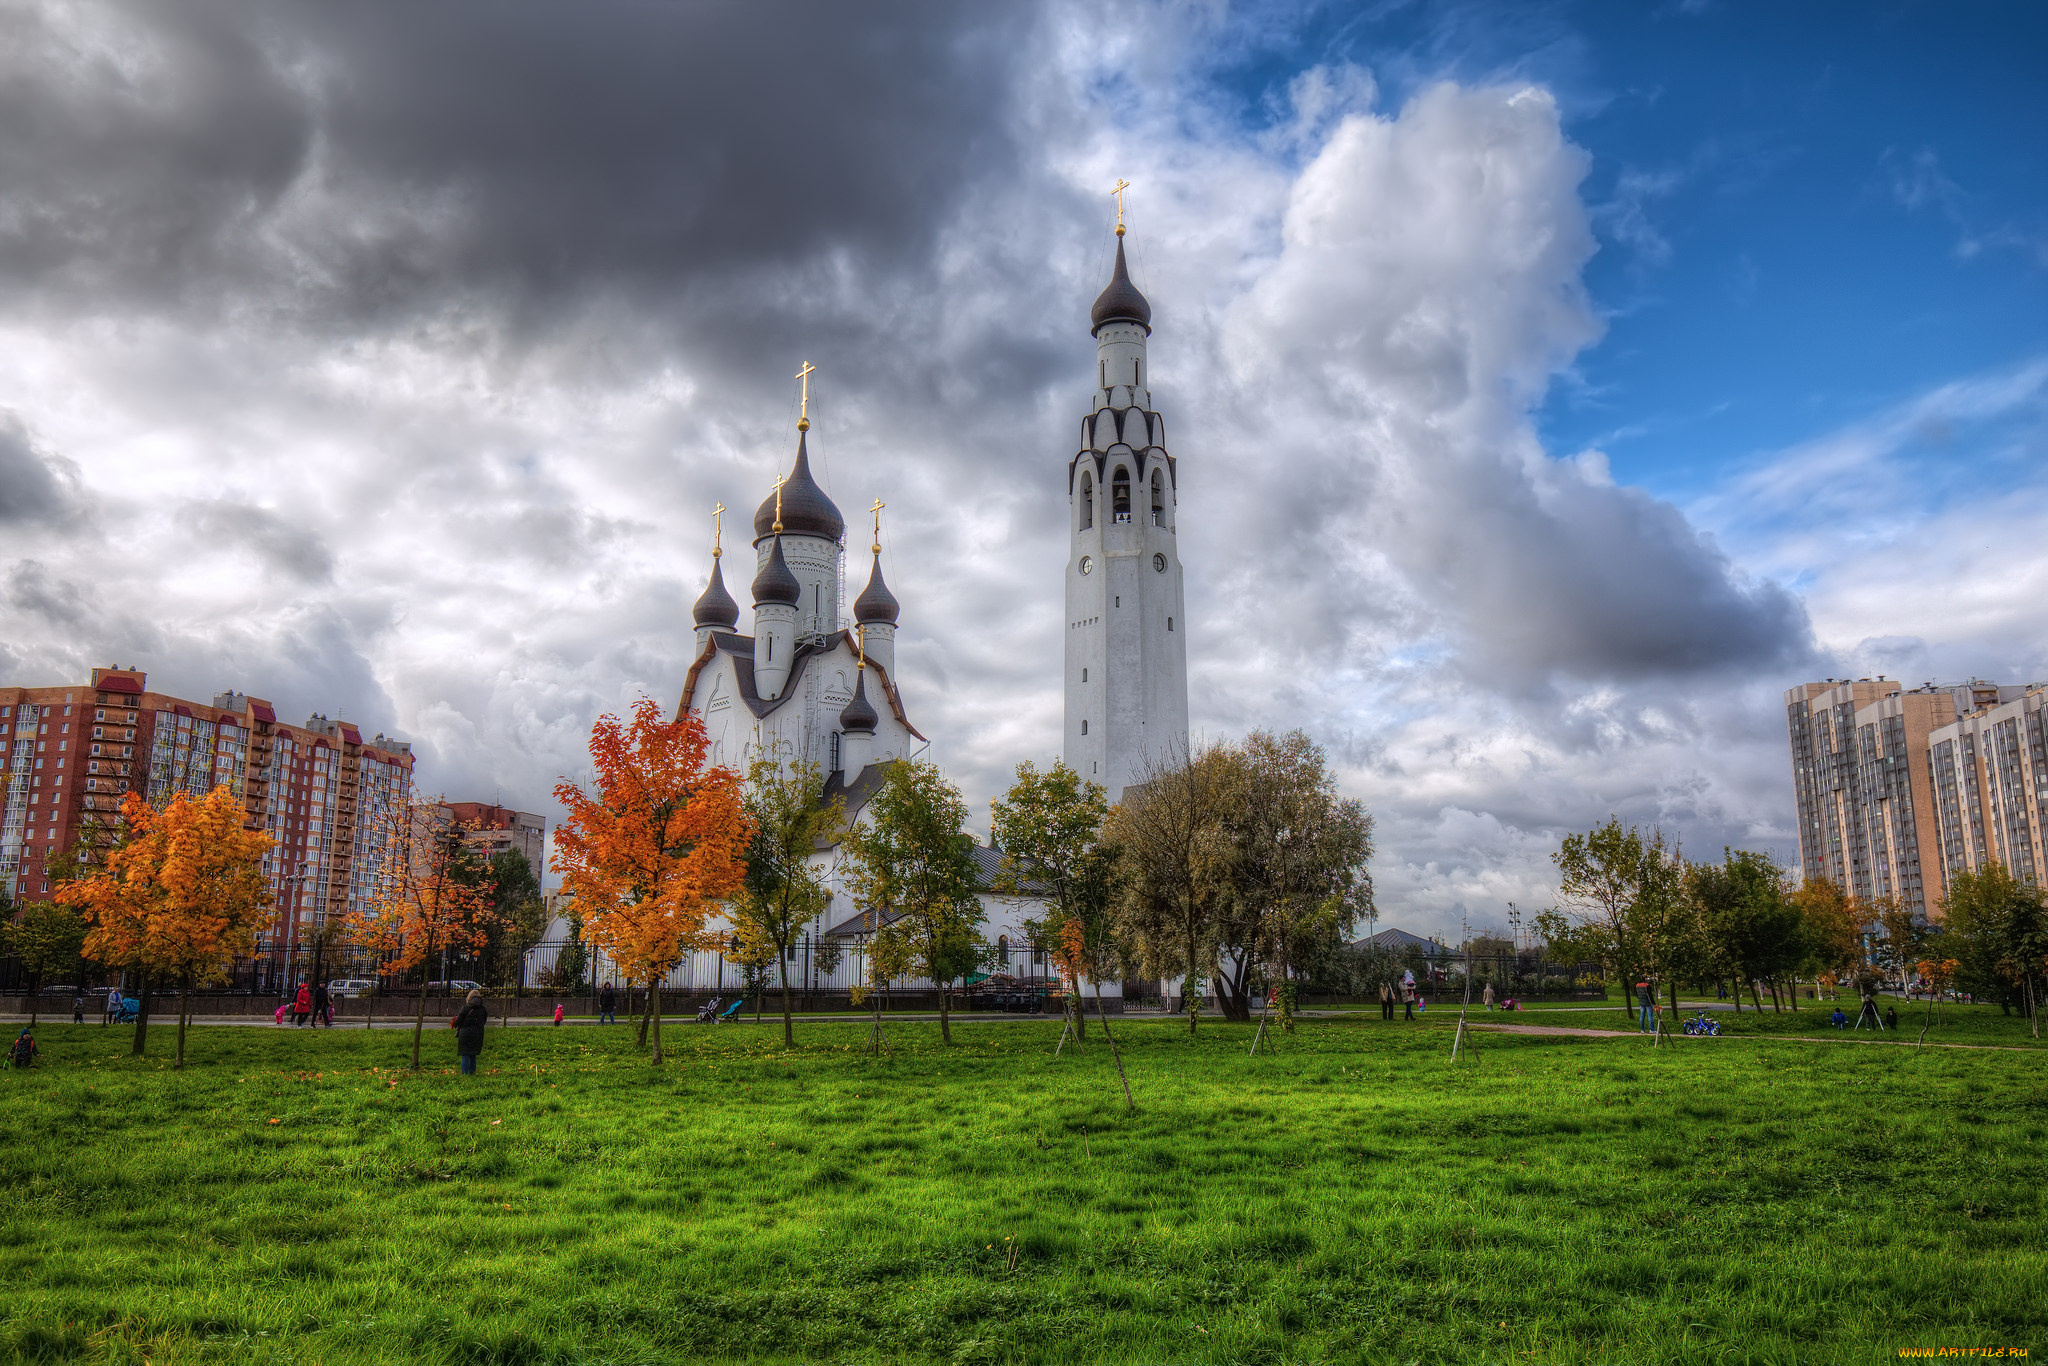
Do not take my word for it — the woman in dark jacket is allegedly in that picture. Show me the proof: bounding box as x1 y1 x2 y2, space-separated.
452 989 489 1074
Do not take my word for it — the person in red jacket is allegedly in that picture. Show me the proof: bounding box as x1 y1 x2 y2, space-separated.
292 982 312 1028
552 1003 565 1027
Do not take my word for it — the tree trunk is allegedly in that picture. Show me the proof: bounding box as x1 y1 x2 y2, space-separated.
650 978 663 1065
1184 918 1200 1034
1749 980 1765 1013
1667 978 1680 1018
936 961 952 1045
1786 978 1799 1011
636 978 653 1048
364 980 377 1030
175 971 190 1070
131 972 151 1057
1093 982 1134 1112
780 951 794 1049
24 970 40 1028
411 963 430 1071
1727 979 1741 1014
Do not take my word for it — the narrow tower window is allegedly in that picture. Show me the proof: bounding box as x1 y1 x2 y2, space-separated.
830 732 841 773
1151 470 1165 526
1112 468 1131 523
1080 473 1093 530
1081 720 1088 735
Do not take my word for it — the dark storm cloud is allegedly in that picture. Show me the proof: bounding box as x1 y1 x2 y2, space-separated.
177 499 335 583
0 0 1035 325
0 413 81 525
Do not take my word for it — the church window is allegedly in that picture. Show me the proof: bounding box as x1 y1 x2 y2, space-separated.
766 637 773 661
830 732 841 773
998 934 1010 965
1099 360 1106 389
1081 720 1088 735
1152 470 1166 526
1080 473 1093 530
1112 468 1131 523
1081 668 1087 682
1168 617 1174 631
1135 358 1142 387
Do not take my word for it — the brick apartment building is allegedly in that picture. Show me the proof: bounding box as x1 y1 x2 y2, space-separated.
442 802 546 886
0 666 413 976
1786 676 2038 919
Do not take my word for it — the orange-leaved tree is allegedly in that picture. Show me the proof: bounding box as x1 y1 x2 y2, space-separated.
552 699 751 1065
56 786 274 1066
348 795 496 1069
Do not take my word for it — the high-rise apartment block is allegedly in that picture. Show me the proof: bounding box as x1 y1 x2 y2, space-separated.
1786 676 2038 918
0 667 413 967
443 802 547 886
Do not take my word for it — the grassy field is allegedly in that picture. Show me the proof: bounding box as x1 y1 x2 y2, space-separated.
3 1011 2044 1366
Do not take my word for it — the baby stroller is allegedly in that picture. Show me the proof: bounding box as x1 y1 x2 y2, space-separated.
114 997 141 1025
1681 1012 1721 1037
694 996 722 1023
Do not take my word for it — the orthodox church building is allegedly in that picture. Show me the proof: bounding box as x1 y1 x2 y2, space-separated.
621 225 1186 1001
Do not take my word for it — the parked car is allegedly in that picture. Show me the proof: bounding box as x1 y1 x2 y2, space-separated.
326 979 377 999
424 980 484 994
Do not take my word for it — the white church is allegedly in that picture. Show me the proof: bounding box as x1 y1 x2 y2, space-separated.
542 222 1191 1004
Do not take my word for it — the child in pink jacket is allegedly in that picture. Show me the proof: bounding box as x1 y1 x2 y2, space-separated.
552 1003 564 1027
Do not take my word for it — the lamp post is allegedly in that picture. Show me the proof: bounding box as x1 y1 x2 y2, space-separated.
1507 902 1522 992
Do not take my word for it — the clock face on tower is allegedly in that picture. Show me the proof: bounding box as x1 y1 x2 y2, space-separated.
1079 555 1093 575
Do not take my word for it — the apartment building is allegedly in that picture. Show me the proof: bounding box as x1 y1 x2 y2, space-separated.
443 801 546 886
1786 676 2027 919
1927 686 2048 888
0 667 412 970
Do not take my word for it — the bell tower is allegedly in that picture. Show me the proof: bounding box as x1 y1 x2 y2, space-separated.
1064 199 1188 801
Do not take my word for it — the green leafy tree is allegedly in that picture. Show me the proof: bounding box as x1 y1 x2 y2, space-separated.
840 760 986 1045
1209 731 1375 1029
546 911 590 995
736 757 843 1047
1103 741 1237 1033
992 759 1116 1041
1553 818 1682 1020
3 898 88 1025
1690 848 1802 1012
478 850 547 995
1868 895 1928 988
1941 863 2048 1035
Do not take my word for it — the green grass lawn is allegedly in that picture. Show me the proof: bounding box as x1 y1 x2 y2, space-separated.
4 1012 2044 1365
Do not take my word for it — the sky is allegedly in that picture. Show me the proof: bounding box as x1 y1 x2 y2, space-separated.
2 0 2044 938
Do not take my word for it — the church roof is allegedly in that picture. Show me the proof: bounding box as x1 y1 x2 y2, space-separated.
838 671 878 733
679 630 927 740
750 536 801 606
853 554 900 624
753 431 845 543
1090 236 1152 336
692 557 740 628
816 838 1045 935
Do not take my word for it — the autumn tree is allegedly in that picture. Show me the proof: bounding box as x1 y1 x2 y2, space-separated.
1103 741 1237 1033
735 756 843 1047
992 759 1119 1042
56 787 274 1066
840 759 985 1046
552 699 750 1065
350 796 496 1068
1790 878 1865 999
2 899 87 1025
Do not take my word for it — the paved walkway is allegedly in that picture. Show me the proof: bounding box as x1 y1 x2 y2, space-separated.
1470 1021 2040 1052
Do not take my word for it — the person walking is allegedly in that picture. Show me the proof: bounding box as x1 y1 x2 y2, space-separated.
1635 980 1656 1033
71 992 85 1025
292 982 312 1028
104 984 122 1026
311 981 331 1029
552 1002 565 1027
1402 982 1415 1022
1377 981 1391 1020
598 982 617 1025
452 989 489 1075
1482 982 1495 1011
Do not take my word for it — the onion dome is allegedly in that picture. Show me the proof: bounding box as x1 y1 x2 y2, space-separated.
853 554 900 625
753 431 845 543
1090 236 1152 336
692 557 739 629
838 671 878 733
750 536 800 606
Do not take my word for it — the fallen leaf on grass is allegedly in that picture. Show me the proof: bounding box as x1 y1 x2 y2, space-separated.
267 1118 280 1125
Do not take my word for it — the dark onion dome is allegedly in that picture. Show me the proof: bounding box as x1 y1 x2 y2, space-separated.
750 536 801 606
692 556 740 629
1090 236 1152 336
853 553 900 625
838 670 879 733
753 431 845 543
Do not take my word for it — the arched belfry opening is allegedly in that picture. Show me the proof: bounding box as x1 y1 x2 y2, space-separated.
1112 468 1131 524
1080 472 1094 530
1151 469 1166 526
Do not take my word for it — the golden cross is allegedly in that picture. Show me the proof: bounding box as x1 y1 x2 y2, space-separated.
795 361 817 432
772 473 787 535
869 497 885 555
1111 178 1131 237
856 621 866 668
711 502 725 558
